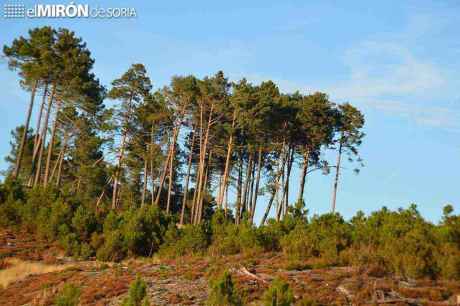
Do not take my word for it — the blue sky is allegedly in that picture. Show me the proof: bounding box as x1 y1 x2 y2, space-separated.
1 0 459 222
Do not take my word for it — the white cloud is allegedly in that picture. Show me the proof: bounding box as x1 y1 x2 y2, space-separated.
332 41 445 100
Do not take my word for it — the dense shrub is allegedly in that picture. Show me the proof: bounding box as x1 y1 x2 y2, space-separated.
206 270 243 306
261 278 294 306
281 213 351 266
159 223 211 258
122 276 151 306
97 206 170 261
1 181 460 281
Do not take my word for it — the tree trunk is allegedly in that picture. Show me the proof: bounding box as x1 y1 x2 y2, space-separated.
196 149 212 224
276 145 288 221
297 149 310 204
283 147 294 217
250 147 263 223
166 142 176 214
235 154 243 224
331 140 343 213
180 131 196 225
32 84 48 157
190 173 199 224
50 131 68 186
247 159 256 215
266 145 286 224
224 182 229 215
44 99 62 186
141 158 148 207
27 84 48 187
33 83 56 187
194 103 214 220
112 95 133 209
150 124 156 206
154 126 179 206
241 152 253 217
13 80 38 180
217 110 236 207
261 190 276 226
111 128 127 209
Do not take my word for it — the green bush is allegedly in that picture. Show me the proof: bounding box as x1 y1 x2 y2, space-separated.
122 276 151 306
54 283 80 306
0 199 21 227
121 206 169 256
96 229 126 262
206 271 243 306
159 223 210 258
261 278 294 306
281 213 351 265
210 220 262 256
71 205 98 241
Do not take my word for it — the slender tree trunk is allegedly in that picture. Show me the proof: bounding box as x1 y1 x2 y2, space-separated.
49 150 62 184
241 152 253 217
155 102 188 206
297 148 310 204
32 83 48 157
111 129 127 209
112 95 133 209
217 170 223 207
250 147 263 223
13 80 38 180
194 103 214 220
283 147 294 217
247 159 256 215
180 131 196 225
190 173 199 224
166 143 176 214
150 124 156 206
44 99 62 186
196 149 212 224
34 83 56 187
141 158 148 207
50 131 68 186
265 145 286 224
276 145 288 221
331 140 343 213
28 84 47 187
154 126 179 206
55 145 66 188
217 111 236 207
261 191 276 226
224 182 229 215
235 154 243 224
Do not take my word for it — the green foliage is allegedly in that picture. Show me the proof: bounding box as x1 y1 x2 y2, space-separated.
97 206 170 261
261 278 294 306
206 271 243 306
159 223 210 258
281 213 351 265
209 220 262 256
122 276 151 306
53 284 80 306
1 177 460 282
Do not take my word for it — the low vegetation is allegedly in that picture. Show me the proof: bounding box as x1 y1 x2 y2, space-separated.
54 284 81 306
1 182 460 283
121 276 151 306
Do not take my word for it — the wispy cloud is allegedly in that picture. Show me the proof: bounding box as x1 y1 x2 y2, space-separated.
238 12 460 131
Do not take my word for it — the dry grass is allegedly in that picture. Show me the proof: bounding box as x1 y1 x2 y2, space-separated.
0 258 74 289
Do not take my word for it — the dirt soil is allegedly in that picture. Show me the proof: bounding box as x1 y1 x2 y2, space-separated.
1 230 460 306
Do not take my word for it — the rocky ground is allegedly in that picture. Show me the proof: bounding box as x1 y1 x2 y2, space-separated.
1 230 460 305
